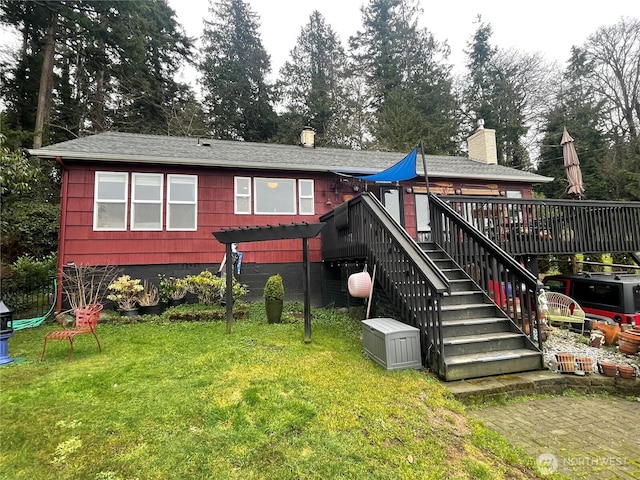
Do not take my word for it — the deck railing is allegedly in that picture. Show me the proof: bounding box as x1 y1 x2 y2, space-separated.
320 193 449 371
429 194 542 349
442 196 640 256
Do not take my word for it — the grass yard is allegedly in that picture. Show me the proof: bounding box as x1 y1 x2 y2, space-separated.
1 304 542 479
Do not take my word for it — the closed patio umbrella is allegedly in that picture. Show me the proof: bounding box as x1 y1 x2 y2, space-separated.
561 127 585 198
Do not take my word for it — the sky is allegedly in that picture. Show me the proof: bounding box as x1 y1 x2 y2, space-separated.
169 0 638 86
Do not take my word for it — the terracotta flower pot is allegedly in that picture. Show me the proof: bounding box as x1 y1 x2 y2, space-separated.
598 361 618 377
592 322 620 346
589 331 605 348
555 352 575 373
617 365 636 380
576 356 594 373
618 331 640 355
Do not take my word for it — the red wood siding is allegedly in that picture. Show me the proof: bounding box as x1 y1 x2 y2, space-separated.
60 161 535 267
61 163 335 266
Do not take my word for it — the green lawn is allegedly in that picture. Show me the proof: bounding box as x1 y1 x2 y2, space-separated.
1 304 542 479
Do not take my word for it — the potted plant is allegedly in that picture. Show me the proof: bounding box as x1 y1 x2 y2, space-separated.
138 280 163 315
158 274 188 307
107 274 144 316
263 274 284 323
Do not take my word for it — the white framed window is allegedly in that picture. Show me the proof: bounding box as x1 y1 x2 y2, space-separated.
254 178 296 214
131 173 163 230
298 179 314 215
167 174 197 230
234 177 251 214
94 171 128 231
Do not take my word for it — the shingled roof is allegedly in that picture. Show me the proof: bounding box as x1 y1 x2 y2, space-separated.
30 131 552 184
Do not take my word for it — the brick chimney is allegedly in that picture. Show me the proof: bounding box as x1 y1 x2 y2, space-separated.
300 126 315 148
467 120 497 165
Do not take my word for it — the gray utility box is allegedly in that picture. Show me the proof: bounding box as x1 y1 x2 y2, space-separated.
361 318 421 370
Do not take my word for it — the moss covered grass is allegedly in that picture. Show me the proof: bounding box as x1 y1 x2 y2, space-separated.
1 304 542 479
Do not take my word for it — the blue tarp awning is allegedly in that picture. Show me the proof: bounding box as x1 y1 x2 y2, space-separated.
354 148 418 182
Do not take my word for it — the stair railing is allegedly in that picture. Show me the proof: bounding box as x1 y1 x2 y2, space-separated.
320 193 450 373
429 193 543 349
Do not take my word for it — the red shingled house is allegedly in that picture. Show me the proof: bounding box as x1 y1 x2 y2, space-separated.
29 128 551 304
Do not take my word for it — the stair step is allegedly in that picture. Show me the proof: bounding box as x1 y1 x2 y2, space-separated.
448 279 478 292
441 317 509 326
443 349 543 381
422 250 449 260
439 269 468 280
443 290 480 297
441 291 487 306
446 348 540 365
443 331 523 345
440 317 512 336
443 331 526 355
441 303 498 320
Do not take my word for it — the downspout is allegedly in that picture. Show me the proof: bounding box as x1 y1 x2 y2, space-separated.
55 156 68 314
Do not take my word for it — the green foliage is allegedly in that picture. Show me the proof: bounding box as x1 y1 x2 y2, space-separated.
1 133 60 263
137 280 160 307
106 275 144 310
9 253 57 285
199 0 277 141
1 0 194 143
263 274 285 300
276 11 348 147
462 17 548 169
535 47 608 199
349 0 459 153
157 274 188 302
2 253 57 316
162 303 249 322
184 270 249 305
1 200 60 263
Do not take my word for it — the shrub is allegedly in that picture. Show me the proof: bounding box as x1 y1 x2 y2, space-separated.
157 274 188 302
138 280 160 306
9 253 57 286
107 275 144 310
184 270 248 305
263 274 284 301
162 302 249 322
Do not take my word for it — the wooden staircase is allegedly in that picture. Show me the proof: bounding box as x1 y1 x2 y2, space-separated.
421 241 542 381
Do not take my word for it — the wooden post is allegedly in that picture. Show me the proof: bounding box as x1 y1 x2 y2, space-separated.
225 242 233 334
419 139 431 239
303 237 312 342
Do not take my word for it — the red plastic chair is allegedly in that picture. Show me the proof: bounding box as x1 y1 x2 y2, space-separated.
41 304 104 361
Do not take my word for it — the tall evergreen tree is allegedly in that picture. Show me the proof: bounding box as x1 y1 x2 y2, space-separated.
199 0 276 141
578 18 640 199
276 11 348 147
349 0 458 153
536 47 607 199
463 17 554 169
0 0 193 146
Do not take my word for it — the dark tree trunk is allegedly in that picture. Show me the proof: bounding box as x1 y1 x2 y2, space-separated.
33 10 58 149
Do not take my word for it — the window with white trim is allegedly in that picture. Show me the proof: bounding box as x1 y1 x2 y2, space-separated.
254 178 296 214
298 179 315 215
132 173 163 230
94 172 128 230
234 177 251 214
167 174 197 230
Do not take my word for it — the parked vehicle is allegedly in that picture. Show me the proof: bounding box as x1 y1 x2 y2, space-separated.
542 273 640 326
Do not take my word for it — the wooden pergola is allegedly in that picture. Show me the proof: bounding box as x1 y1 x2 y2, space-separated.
212 222 325 340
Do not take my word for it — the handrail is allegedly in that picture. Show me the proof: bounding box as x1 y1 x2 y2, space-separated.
320 192 449 371
429 193 543 349
442 195 640 256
